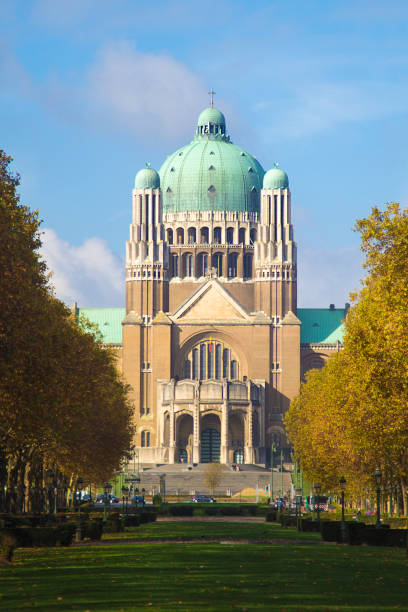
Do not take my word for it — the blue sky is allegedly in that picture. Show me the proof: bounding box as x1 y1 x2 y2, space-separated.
2 0 408 307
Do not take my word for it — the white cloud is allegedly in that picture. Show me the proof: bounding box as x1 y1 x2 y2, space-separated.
83 41 207 142
297 245 364 308
40 228 124 307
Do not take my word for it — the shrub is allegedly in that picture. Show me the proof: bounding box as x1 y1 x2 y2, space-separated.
152 494 162 506
193 508 205 517
104 515 124 533
169 505 194 517
299 519 320 532
82 520 104 541
321 521 341 542
0 533 17 563
124 515 140 527
265 510 277 523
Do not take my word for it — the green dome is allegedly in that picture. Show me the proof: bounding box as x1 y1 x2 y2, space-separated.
263 164 289 189
135 164 160 189
159 107 264 213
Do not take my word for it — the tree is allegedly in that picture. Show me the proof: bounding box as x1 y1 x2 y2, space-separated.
204 463 223 496
285 203 408 512
0 151 134 512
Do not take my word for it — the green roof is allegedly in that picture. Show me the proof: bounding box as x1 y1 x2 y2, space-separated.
76 307 346 346
297 308 346 344
263 165 289 189
78 308 125 344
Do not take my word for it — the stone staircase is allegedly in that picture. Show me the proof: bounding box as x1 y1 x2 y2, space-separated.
125 463 293 498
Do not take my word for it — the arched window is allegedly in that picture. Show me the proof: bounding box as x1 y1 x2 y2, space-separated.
200 227 209 243
213 252 223 276
171 254 179 277
243 253 252 279
188 227 196 244
183 253 193 277
250 229 257 244
213 227 222 244
183 341 240 381
167 228 173 245
226 227 234 244
239 228 246 244
228 253 238 278
176 228 184 244
141 431 150 447
197 253 208 277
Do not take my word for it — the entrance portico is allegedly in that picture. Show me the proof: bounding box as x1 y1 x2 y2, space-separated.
157 378 265 465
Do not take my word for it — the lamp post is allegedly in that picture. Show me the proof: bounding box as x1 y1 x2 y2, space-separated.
374 467 382 528
314 483 321 525
122 485 129 515
339 476 346 542
76 477 83 519
294 486 302 530
103 482 112 522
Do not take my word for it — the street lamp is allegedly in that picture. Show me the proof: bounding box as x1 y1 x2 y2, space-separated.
314 483 321 525
339 476 346 542
294 486 302 530
103 482 112 522
374 467 382 528
76 477 83 518
121 485 129 515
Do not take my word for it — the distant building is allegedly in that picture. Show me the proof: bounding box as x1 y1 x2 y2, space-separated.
75 103 346 466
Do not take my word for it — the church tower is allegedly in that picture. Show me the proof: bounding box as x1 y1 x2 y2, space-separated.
122 100 300 465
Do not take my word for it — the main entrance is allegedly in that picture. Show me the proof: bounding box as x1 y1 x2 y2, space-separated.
201 429 220 463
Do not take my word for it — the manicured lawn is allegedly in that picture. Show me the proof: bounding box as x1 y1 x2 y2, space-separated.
0 523 407 611
102 521 322 542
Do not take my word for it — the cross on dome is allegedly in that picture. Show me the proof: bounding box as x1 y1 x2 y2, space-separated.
208 89 216 108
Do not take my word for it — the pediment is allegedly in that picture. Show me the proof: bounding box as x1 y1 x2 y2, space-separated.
172 280 250 322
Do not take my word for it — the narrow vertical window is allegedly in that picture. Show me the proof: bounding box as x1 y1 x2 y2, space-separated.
231 360 238 379
146 432 150 447
192 348 199 379
223 348 229 378
184 359 191 379
215 344 222 379
207 342 214 378
200 344 206 379
141 431 146 447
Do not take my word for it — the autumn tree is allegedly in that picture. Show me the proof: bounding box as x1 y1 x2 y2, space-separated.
204 463 223 496
0 151 133 512
285 203 408 512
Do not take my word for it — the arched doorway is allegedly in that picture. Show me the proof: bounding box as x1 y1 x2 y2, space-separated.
201 414 221 463
233 449 244 464
177 413 193 463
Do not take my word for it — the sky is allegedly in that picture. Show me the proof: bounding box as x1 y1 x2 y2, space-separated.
2 0 408 308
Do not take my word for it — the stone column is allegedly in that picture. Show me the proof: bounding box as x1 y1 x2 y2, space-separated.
169 404 175 464
245 403 255 464
193 386 201 463
220 380 229 463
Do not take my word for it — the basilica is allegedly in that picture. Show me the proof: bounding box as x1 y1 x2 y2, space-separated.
76 101 346 466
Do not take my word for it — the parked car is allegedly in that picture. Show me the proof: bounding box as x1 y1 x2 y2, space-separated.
191 495 216 503
131 495 145 507
95 494 119 505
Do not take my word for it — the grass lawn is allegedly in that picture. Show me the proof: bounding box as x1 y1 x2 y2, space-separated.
0 522 407 611
102 521 322 542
